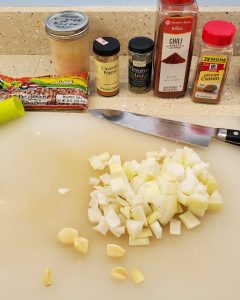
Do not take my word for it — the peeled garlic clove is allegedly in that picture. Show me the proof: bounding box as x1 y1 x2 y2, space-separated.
74 237 89 254
57 227 78 245
110 267 128 280
131 268 144 284
107 244 126 257
43 267 52 287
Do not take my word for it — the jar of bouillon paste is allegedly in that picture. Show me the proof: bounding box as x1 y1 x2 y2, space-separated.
192 20 236 104
93 37 120 97
128 36 154 94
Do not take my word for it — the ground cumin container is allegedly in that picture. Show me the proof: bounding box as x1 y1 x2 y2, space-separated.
192 20 236 104
153 0 198 98
44 11 90 76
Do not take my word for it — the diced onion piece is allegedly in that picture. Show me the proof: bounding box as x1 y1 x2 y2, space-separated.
110 177 126 195
109 163 124 176
170 219 181 235
131 205 147 226
130 175 148 193
98 152 110 162
131 268 144 284
142 203 152 216
57 227 78 245
74 237 89 254
206 176 218 195
180 173 198 195
194 183 207 194
93 217 109 235
100 173 111 185
107 244 126 257
192 162 209 177
120 207 131 219
123 160 139 181
164 162 184 181
110 226 125 237
158 195 177 225
177 190 189 207
188 192 209 217
107 154 121 165
147 210 161 225
150 221 162 239
43 267 52 287
88 155 105 170
176 202 183 213
126 219 144 239
88 208 102 224
105 209 121 228
89 177 100 186
110 267 128 280
129 237 150 246
179 211 200 229
208 190 223 211
137 228 153 238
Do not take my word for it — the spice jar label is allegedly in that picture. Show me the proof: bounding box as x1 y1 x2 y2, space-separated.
129 59 152 88
95 59 119 93
158 16 193 93
194 55 227 100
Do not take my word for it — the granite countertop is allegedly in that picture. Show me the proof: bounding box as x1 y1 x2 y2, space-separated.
0 55 239 117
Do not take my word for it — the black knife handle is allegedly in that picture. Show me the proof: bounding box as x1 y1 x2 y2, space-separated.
217 128 240 146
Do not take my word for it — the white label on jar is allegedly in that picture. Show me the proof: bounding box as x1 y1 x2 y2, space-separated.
133 60 146 67
158 16 193 93
96 38 109 45
56 94 88 104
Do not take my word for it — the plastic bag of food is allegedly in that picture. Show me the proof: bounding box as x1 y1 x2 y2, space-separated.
0 73 89 110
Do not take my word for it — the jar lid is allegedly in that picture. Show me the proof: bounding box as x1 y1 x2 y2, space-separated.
44 11 89 40
128 36 154 54
202 20 236 47
93 37 120 56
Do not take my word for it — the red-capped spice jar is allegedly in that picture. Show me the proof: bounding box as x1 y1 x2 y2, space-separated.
192 20 236 104
153 0 199 98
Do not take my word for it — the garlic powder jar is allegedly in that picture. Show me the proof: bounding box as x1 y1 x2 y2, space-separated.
44 11 90 75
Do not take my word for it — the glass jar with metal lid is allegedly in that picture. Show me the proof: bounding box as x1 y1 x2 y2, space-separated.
128 36 154 94
44 11 90 75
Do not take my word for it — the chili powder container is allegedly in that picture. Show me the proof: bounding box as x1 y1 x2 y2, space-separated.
192 20 236 104
93 37 120 97
128 36 154 94
153 0 199 98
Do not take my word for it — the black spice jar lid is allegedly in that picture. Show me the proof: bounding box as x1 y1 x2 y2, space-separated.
93 37 120 56
128 36 154 54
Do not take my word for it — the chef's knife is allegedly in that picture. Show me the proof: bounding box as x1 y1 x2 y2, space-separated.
90 109 240 148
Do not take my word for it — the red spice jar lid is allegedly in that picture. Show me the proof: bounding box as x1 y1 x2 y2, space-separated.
202 20 236 47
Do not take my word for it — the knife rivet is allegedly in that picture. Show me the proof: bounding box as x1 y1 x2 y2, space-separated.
233 131 239 136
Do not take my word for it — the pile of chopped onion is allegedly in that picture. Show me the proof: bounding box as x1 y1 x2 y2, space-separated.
88 147 223 245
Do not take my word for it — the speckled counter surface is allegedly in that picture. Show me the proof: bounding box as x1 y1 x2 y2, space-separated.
0 55 239 117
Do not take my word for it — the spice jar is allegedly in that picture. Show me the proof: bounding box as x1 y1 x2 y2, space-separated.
93 37 120 97
153 0 198 98
44 11 90 75
128 37 154 94
192 20 236 104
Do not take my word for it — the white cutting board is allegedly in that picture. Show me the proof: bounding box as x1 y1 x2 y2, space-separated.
0 112 239 300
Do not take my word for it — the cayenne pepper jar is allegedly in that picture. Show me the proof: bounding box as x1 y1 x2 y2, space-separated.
153 0 198 98
192 20 236 104
93 37 120 97
128 36 154 93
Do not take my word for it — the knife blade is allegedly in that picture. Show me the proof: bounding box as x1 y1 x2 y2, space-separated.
90 109 240 147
